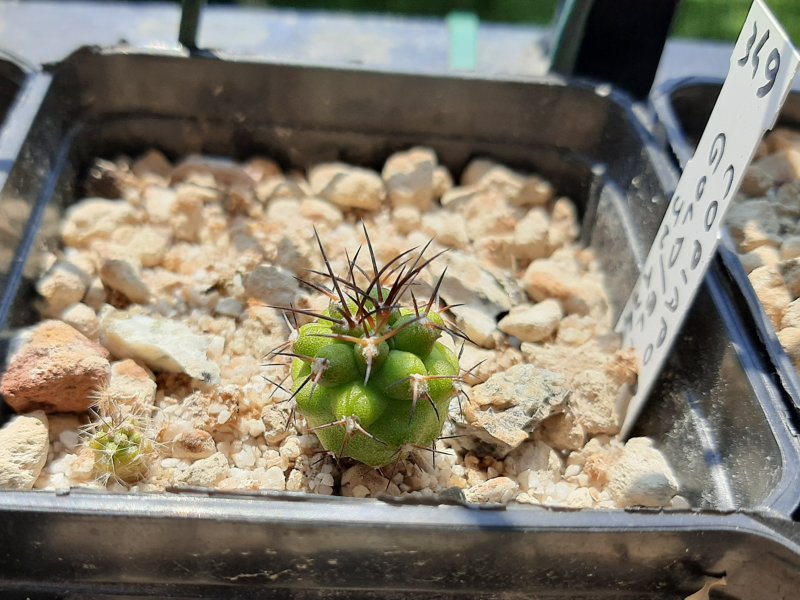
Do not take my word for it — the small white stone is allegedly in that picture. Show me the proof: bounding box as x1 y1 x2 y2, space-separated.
262 465 286 491
37 261 89 316
309 163 386 211
498 300 563 343
607 439 679 507
60 303 100 340
0 411 49 490
233 446 257 469
450 305 500 349
382 146 437 211
62 198 138 248
144 186 178 224
392 206 422 234
101 311 220 384
100 258 151 304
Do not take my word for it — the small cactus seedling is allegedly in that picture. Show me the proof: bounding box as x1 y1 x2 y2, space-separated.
81 387 155 485
270 226 464 467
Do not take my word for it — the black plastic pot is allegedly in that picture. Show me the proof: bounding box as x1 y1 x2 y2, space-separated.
0 49 798 598
654 78 800 423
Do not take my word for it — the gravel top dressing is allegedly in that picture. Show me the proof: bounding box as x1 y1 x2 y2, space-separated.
0 147 682 509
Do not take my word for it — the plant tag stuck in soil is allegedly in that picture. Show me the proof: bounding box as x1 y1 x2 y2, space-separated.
617 0 800 436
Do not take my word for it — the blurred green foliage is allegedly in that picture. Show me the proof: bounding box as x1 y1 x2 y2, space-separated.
229 0 800 42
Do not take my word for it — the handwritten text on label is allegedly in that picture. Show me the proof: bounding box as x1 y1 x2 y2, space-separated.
617 0 800 436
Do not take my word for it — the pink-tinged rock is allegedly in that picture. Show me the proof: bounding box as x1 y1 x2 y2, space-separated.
0 320 111 413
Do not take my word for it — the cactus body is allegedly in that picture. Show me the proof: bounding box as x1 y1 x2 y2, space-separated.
87 419 153 483
281 229 460 467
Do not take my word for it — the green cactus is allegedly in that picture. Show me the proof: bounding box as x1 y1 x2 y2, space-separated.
82 389 154 485
273 227 462 467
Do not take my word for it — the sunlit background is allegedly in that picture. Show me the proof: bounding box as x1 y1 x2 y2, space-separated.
212 0 800 42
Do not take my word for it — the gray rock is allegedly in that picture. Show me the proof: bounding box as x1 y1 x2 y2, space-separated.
463 365 568 456
178 452 229 487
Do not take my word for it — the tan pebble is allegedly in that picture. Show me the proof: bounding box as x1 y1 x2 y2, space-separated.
60 303 100 340
498 299 563 343
740 245 782 272
0 411 49 490
243 157 282 182
61 198 138 248
100 258 151 304
143 186 177 224
261 466 287 491
107 359 157 410
68 446 96 482
420 210 469 249
432 165 453 199
440 184 481 211
512 208 550 261
548 197 579 248
565 487 594 509
309 162 385 210
776 181 800 218
449 305 500 349
382 146 437 211
464 477 519 504
539 411 586 451
766 128 800 154
0 320 110 413
753 148 800 183
261 404 291 444
748 267 791 329
607 439 678 508
255 176 305 204
131 149 172 181
83 278 107 310
781 299 800 329
522 259 606 316
36 261 89 317
741 165 775 196
778 327 800 362
781 236 800 261
286 469 305 492
172 429 216 460
179 452 229 487
726 199 781 252
298 197 343 228
393 206 422 234
780 258 800 297
171 191 204 242
171 156 254 189
555 314 595 346
128 226 171 267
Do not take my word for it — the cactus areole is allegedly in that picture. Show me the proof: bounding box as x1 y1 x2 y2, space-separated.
275 227 461 467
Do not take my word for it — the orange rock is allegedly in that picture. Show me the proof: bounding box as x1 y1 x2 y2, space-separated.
0 320 110 413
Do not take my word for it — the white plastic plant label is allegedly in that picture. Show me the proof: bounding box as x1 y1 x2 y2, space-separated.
618 0 800 436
